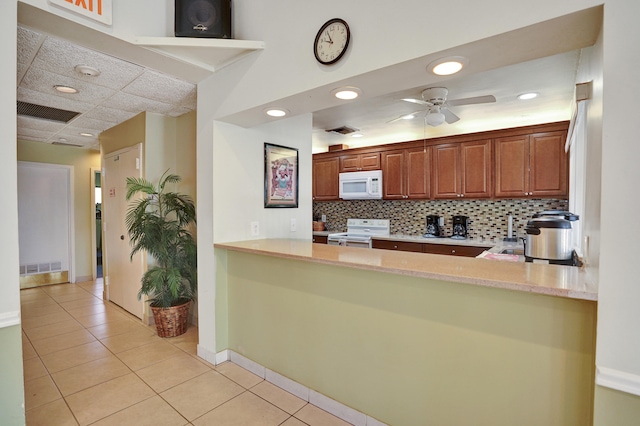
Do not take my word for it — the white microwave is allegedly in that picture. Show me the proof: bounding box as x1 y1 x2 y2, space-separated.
339 170 383 200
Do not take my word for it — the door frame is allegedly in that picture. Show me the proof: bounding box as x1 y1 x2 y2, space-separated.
17 161 75 284
90 167 100 281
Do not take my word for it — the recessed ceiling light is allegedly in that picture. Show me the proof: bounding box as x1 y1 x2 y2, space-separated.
264 108 289 117
332 86 362 100
54 85 78 94
351 133 364 138
517 92 539 100
79 132 94 137
427 56 468 76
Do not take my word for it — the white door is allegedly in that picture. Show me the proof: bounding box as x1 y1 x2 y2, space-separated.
103 145 144 318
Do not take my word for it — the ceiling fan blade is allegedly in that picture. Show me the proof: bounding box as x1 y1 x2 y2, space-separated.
446 94 496 107
402 98 432 106
442 108 460 124
386 110 425 123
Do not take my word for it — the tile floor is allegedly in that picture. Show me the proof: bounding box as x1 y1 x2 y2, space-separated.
21 280 351 425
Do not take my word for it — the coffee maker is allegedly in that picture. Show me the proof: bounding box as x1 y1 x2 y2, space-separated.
451 215 469 239
424 215 441 238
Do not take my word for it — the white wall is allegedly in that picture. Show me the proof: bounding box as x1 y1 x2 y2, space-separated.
596 0 640 387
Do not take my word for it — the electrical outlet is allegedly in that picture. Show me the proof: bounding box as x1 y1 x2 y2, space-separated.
290 218 297 232
250 221 259 236
321 214 327 222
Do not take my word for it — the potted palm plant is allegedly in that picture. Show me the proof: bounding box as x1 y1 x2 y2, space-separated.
125 171 196 337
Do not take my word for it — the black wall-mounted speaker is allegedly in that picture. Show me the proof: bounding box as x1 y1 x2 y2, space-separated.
175 0 232 39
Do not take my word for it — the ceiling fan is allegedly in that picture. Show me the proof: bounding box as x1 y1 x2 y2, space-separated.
388 87 496 126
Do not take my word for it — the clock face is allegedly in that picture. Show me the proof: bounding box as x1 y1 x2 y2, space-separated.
314 19 350 65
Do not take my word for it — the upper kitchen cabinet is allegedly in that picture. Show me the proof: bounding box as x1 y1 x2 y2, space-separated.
494 131 568 198
339 153 381 172
432 140 492 199
313 157 340 201
381 147 431 199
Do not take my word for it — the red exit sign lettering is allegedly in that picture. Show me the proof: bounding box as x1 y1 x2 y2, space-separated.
49 0 112 25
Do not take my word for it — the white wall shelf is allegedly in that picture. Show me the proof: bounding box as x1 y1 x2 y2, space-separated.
132 37 265 73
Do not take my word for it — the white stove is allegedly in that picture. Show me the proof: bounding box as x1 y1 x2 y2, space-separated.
327 218 390 249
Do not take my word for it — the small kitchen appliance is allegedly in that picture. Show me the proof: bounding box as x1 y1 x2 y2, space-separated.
424 215 441 238
338 170 383 200
451 215 468 239
327 218 390 248
524 210 579 265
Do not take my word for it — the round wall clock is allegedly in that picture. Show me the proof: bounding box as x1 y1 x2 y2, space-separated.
314 18 350 65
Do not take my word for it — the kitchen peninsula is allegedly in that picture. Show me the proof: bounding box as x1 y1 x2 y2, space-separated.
214 239 597 426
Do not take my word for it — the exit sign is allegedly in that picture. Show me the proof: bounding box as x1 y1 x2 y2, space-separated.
49 0 112 25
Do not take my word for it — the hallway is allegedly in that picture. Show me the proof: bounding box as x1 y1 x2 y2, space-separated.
21 280 350 425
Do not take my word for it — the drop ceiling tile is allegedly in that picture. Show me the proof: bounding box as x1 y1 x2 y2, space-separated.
122 70 196 108
68 116 119 133
53 130 98 146
102 92 175 115
165 106 193 117
18 87 94 114
18 116 67 132
21 67 117 105
17 127 54 141
82 106 137 123
32 37 144 90
17 27 42 65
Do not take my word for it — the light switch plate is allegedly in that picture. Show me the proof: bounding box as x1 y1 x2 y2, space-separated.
250 221 259 236
290 218 297 232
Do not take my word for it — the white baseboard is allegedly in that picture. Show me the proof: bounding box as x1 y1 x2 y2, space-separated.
0 311 20 329
196 344 218 365
218 350 388 426
596 366 640 397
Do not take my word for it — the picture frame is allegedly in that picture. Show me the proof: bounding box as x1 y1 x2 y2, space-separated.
264 143 299 208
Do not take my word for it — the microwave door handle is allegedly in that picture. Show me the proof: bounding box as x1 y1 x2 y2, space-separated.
367 177 373 195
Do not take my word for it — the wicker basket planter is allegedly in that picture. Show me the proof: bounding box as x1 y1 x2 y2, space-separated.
151 300 190 338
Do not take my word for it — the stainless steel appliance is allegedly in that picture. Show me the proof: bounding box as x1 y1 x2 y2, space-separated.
524 211 579 265
328 218 390 248
424 215 441 238
339 170 383 200
451 215 468 240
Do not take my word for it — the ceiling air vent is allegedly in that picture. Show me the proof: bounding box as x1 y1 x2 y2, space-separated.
17 101 80 123
52 141 83 147
326 125 359 135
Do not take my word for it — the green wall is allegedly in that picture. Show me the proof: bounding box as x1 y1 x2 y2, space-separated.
218 250 597 426
0 325 25 425
594 386 640 425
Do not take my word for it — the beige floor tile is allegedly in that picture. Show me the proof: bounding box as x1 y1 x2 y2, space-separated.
136 352 211 393
116 340 183 371
216 361 263 389
42 283 86 294
294 404 351 426
192 391 289 426
40 341 112 373
281 417 308 426
251 381 307 415
51 292 97 304
23 356 49 382
87 318 146 340
25 399 79 426
52 355 131 396
24 375 62 410
20 288 48 298
22 334 38 360
100 327 160 353
91 395 188 426
21 296 58 308
58 297 103 311
21 302 66 318
66 302 109 318
65 373 155 426
31 329 97 357
21 311 75 330
24 318 84 342
74 309 129 328
160 370 244 421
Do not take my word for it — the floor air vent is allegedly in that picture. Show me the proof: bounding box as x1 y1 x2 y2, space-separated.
17 101 81 123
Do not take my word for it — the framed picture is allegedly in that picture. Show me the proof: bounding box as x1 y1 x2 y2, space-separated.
264 143 299 208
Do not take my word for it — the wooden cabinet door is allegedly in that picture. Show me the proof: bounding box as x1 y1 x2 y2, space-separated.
339 155 360 172
432 143 461 199
339 153 381 172
313 157 340 200
406 147 431 199
461 140 492 198
359 153 381 170
529 131 568 197
494 135 530 198
372 239 424 252
381 150 406 199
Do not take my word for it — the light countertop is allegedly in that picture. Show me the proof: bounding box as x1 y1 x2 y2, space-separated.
215 239 598 301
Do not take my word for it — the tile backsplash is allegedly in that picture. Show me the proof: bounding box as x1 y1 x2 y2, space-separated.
313 198 568 242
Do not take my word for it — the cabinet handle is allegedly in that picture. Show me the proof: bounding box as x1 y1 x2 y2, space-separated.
451 249 456 254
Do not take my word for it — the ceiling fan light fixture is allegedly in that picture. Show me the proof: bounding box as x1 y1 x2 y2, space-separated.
428 56 468 76
517 92 538 100
332 86 362 100
401 113 416 120
425 111 446 126
54 85 78 94
264 108 289 117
